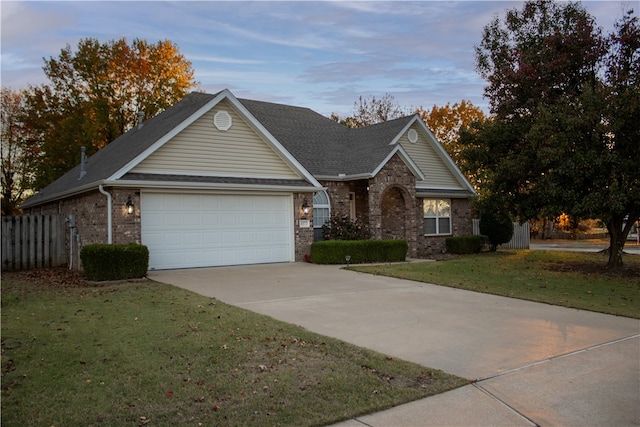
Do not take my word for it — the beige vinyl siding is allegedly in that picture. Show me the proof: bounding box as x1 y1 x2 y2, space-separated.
132 100 300 179
400 125 463 189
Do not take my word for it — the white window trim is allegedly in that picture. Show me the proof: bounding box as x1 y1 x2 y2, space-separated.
423 198 452 236
313 191 331 229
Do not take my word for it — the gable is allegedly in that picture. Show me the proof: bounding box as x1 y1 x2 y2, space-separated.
399 123 464 189
131 99 301 180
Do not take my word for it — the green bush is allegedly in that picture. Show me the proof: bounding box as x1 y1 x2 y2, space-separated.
479 209 514 251
80 244 149 281
311 240 408 264
445 235 484 254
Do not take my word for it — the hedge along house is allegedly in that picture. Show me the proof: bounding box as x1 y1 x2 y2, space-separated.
21 89 476 270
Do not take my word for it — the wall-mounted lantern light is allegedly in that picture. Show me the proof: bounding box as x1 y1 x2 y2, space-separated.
301 198 309 216
126 197 134 215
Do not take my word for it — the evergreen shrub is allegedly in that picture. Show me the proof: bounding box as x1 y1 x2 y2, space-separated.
311 240 407 264
445 235 484 254
80 243 149 281
479 209 514 251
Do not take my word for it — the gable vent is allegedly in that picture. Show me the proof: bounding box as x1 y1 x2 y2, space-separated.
407 129 418 143
214 110 232 131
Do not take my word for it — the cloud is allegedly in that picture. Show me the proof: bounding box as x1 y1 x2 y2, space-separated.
1 0 634 119
188 54 264 65
1 1 72 44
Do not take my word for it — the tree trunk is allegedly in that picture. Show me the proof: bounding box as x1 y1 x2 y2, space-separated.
606 214 638 269
606 225 624 269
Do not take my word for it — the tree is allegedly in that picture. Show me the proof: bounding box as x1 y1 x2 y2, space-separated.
23 38 197 189
589 10 640 267
331 93 409 128
479 205 514 251
460 0 639 268
1 88 40 214
415 100 485 165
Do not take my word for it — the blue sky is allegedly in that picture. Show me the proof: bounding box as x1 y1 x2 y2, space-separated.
1 1 634 117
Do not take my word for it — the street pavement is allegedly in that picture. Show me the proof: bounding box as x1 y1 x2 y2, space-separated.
149 262 640 426
531 238 640 254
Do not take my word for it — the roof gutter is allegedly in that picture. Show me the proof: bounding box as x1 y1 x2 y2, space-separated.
416 188 477 198
313 173 373 181
20 180 106 210
98 184 113 244
110 180 325 193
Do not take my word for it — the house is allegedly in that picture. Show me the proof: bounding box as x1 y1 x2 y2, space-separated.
21 89 476 270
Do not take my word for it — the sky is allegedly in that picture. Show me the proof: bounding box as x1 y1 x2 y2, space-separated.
1 1 635 117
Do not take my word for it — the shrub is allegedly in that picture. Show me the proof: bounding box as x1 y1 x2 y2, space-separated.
445 235 484 254
80 244 149 281
479 209 514 251
322 214 370 240
311 240 407 264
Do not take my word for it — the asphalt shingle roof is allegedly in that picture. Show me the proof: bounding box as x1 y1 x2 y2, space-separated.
22 91 417 208
239 98 414 176
22 92 217 208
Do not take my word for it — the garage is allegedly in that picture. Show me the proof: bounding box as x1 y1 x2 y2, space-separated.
141 192 294 270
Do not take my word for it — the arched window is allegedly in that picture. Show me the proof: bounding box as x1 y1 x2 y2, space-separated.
313 191 330 241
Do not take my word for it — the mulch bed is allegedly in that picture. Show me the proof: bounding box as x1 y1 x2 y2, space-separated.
4 267 87 288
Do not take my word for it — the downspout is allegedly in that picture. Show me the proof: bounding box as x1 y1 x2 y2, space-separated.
98 184 113 244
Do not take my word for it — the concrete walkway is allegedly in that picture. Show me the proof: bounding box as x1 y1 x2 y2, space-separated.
149 262 640 426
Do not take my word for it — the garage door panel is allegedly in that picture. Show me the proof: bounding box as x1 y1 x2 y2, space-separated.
142 193 293 269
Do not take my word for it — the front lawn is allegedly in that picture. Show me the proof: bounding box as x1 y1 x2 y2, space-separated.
1 271 467 426
350 250 640 319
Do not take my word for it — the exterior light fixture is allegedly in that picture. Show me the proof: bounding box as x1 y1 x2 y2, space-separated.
301 198 309 216
126 197 134 215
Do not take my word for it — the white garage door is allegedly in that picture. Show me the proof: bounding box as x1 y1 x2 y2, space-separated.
141 192 293 270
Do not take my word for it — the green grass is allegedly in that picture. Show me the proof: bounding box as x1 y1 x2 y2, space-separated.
1 276 467 427
350 250 640 319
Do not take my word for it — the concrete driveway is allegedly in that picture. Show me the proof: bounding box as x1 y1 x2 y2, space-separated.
149 262 640 426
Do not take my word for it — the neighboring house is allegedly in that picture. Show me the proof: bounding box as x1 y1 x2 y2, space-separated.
21 89 476 270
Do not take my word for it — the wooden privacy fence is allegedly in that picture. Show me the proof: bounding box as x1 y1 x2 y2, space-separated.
2 215 67 271
473 219 530 249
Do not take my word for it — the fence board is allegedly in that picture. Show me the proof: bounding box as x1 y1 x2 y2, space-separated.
473 219 530 249
1 215 67 271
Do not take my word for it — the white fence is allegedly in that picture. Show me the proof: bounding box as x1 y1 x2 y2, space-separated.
473 219 530 249
1 215 67 271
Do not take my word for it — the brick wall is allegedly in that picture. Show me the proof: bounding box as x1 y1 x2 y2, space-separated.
320 154 419 258
294 192 314 261
25 187 141 269
27 183 472 264
112 189 142 244
323 181 352 216
368 154 418 257
416 197 473 256
30 188 316 265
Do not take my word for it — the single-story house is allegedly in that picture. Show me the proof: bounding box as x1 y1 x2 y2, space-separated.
21 89 476 270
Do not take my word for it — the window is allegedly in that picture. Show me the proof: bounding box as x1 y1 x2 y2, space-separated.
349 192 355 220
313 191 330 241
423 199 451 235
